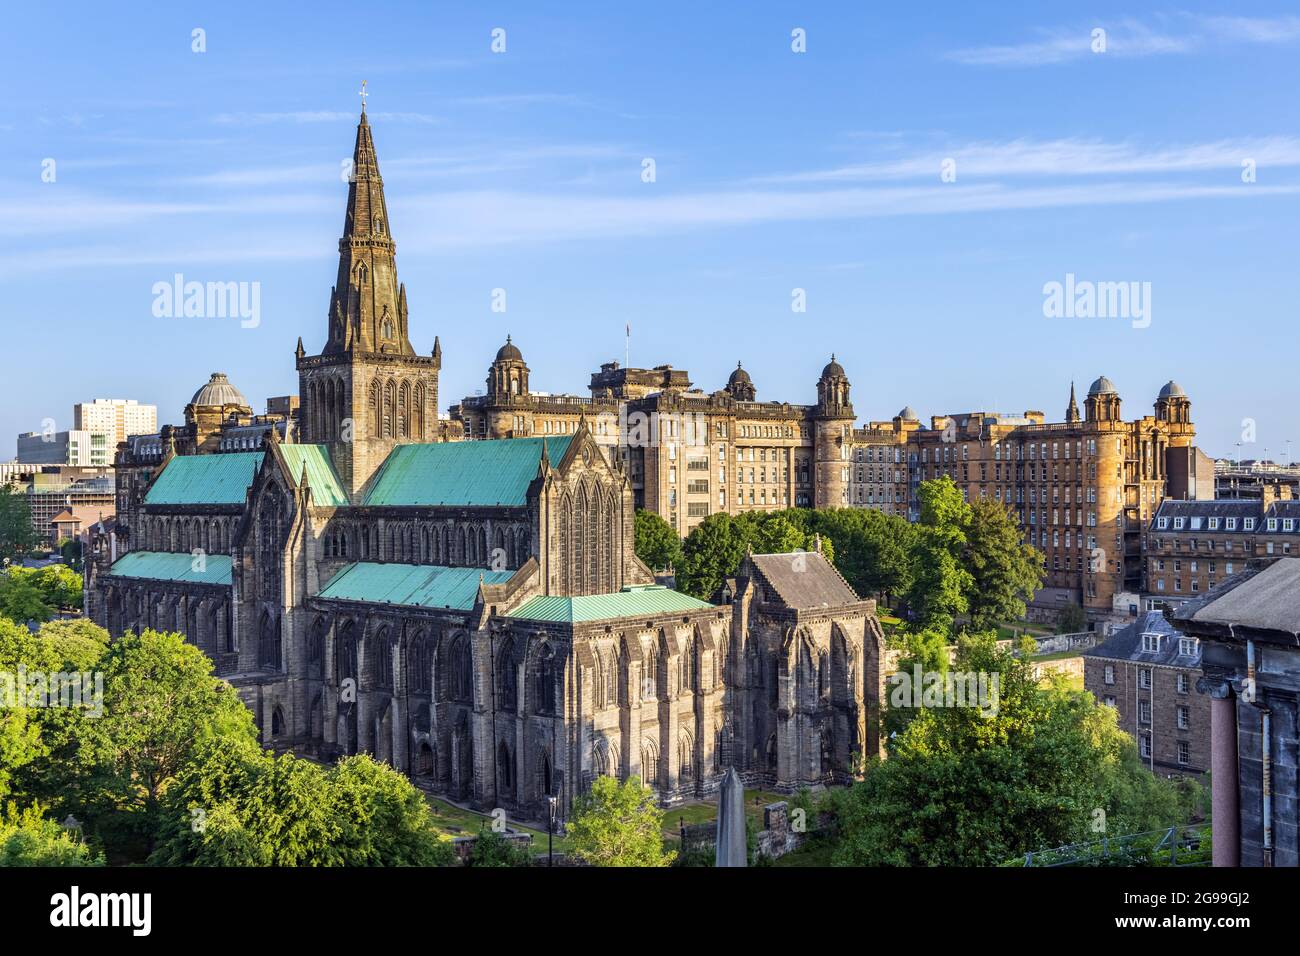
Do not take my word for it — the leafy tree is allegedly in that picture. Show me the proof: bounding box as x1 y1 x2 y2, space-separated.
905 478 973 633
330 754 456 866
36 619 109 670
0 803 103 866
151 738 456 866
64 630 258 861
809 508 915 603
963 499 1044 632
0 484 39 565
0 619 49 802
568 775 675 867
677 514 747 600
0 574 53 624
883 627 951 740
59 538 83 571
1056 603 1087 634
835 633 1192 866
465 827 534 867
28 565 84 611
633 509 682 572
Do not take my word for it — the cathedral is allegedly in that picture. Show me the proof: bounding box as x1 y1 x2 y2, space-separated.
86 108 883 820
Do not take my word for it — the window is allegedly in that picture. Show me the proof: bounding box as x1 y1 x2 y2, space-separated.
1103 695 1117 708
1140 735 1152 759
1103 664 1115 685
1177 672 1190 694
1139 669 1152 689
1177 740 1190 765
1179 637 1197 657
1177 706 1190 730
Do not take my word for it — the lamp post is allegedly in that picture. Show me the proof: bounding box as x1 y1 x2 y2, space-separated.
547 795 557 867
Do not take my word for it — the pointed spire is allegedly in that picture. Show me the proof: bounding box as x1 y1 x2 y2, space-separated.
1066 381 1081 424
538 437 551 477
324 108 409 356
295 336 305 360
432 335 441 362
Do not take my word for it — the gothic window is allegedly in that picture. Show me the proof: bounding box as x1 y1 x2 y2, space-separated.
497 638 517 711
382 380 394 437
593 650 606 708
642 743 658 787
398 380 409 437
271 706 285 737
258 610 281 671
372 627 393 690
497 741 513 795
409 631 432 694
679 733 694 782
537 643 557 716
680 637 694 693
381 308 394 341
356 262 368 285
450 636 472 702
336 621 358 684
368 381 381 437
643 643 658 700
308 618 325 679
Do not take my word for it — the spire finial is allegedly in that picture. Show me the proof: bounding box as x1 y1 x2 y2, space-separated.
506 333 512 344
737 360 742 368
359 79 368 113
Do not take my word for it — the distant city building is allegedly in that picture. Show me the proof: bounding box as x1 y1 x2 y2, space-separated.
1169 557 1300 866
1083 610 1208 776
73 398 157 446
1147 499 1300 604
16 429 112 467
1214 460 1299 503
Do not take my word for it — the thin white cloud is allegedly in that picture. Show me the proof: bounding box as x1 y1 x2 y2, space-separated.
755 137 1300 184
946 15 1300 67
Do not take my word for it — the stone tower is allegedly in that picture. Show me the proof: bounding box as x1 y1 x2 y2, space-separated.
297 107 442 497
1154 380 1194 444
813 356 854 508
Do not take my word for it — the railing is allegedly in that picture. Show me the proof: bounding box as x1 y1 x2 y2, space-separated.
1021 824 1210 867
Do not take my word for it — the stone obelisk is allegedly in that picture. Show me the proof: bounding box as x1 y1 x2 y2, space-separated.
715 766 747 867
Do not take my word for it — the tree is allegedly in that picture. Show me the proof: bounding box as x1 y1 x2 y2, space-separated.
834 633 1193 865
65 630 258 862
0 574 52 625
809 508 914 603
29 565 84 611
633 509 682 572
151 738 457 867
676 514 747 600
963 499 1044 632
568 775 675 867
0 620 49 802
0 484 39 565
0 803 103 866
1057 603 1087 634
465 827 534 867
905 478 973 633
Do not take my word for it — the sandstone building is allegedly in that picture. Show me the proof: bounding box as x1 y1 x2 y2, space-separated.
86 109 881 820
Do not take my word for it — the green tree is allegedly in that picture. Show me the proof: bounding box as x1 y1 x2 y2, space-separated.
809 508 915 603
568 775 675 867
66 630 258 862
0 574 53 624
151 738 457 867
883 627 951 740
0 619 49 802
963 498 1044 632
0 484 39 565
1056 603 1087 634
29 565 84 611
0 803 103 866
633 509 682 572
835 633 1192 865
676 514 747 600
465 827 534 867
905 478 973 633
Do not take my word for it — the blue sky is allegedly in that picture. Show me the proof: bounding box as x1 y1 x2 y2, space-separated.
3 1 1298 461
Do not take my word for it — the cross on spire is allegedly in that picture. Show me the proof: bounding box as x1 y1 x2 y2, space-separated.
359 80 368 112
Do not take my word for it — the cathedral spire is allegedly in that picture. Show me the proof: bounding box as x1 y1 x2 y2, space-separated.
323 107 411 356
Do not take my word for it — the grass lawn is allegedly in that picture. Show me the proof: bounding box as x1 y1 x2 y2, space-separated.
1033 649 1083 662
661 789 791 844
772 839 836 867
424 794 575 855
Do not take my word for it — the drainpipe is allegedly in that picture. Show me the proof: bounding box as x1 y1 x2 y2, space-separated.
1246 638 1273 866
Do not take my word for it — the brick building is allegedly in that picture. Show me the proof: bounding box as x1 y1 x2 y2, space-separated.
1082 610 1209 776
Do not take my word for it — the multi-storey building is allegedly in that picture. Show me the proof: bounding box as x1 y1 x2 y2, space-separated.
1083 610 1209 776
906 378 1199 618
73 398 157 447
1147 498 1300 605
456 351 861 536
847 410 920 517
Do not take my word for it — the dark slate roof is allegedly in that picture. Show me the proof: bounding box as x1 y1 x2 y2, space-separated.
1083 610 1199 666
749 551 860 609
1265 500 1300 531
1169 558 1300 641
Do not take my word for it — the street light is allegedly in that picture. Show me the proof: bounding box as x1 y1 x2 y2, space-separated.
547 795 558 867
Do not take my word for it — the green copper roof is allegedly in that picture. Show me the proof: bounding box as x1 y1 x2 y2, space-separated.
506 586 713 623
363 436 574 508
144 452 263 506
316 562 512 611
279 444 348 507
108 550 233 586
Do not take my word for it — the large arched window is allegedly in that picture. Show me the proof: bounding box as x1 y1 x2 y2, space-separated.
372 627 393 689
409 631 432 694
537 643 557 716
451 636 472 702
497 638 517 711
258 610 281 671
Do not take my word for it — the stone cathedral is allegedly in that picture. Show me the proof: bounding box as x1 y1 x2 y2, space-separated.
87 109 884 820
